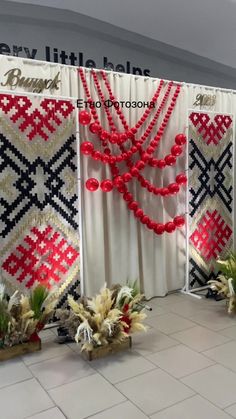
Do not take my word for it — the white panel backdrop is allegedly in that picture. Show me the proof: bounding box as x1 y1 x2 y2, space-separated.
0 55 235 298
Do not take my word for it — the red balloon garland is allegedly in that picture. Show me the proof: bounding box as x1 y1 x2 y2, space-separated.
79 68 187 234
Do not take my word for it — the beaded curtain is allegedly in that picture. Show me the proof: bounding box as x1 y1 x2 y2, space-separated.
0 93 80 308
188 111 233 288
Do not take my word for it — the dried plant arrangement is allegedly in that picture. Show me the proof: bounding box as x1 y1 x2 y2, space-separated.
208 253 236 314
57 282 147 354
0 284 57 349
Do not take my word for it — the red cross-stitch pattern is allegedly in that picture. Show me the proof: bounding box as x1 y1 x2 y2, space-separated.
189 112 232 145
2 226 79 289
190 209 232 261
0 94 74 141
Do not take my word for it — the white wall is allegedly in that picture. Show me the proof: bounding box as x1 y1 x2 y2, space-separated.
0 0 236 88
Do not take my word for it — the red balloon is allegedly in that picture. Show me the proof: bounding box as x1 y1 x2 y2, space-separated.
101 155 110 163
80 141 94 155
89 122 101 134
168 183 180 194
157 159 166 169
160 188 169 196
135 208 144 218
85 178 99 191
165 154 176 166
141 152 150 162
123 192 133 202
165 222 176 233
141 215 149 225
173 215 185 227
147 146 155 155
100 130 109 140
130 167 139 177
100 179 113 192
127 130 135 140
110 133 119 144
171 145 182 156
93 151 102 161
154 187 161 195
175 133 187 145
128 201 138 211
147 220 155 230
123 173 132 182
150 158 158 167
117 185 126 193
109 156 117 165
120 133 128 142
176 173 187 185
136 161 145 170
79 110 91 125
113 176 124 187
154 223 165 235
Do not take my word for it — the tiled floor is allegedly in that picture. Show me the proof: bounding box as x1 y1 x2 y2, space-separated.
2 292 236 418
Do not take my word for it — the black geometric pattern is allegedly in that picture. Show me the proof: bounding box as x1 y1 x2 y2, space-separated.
0 133 78 238
189 258 219 288
189 140 233 217
56 279 81 310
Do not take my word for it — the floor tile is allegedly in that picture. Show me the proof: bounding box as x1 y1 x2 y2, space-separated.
225 403 236 418
66 342 81 353
26 407 66 419
170 300 211 318
182 364 236 408
150 395 232 419
171 326 231 352
86 400 148 419
189 308 236 331
116 368 194 415
0 358 32 388
0 378 53 419
220 325 236 340
203 341 236 372
147 305 170 317
39 329 57 342
49 373 126 419
144 300 170 317
148 294 184 307
147 313 196 334
22 340 73 366
91 350 155 384
29 351 95 389
147 344 214 378
132 328 179 356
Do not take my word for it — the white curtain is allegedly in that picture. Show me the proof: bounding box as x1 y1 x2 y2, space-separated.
79 69 188 298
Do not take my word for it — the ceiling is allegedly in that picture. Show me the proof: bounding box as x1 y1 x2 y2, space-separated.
6 0 236 68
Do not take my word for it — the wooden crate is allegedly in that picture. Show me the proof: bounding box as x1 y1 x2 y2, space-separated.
0 339 41 362
82 336 132 361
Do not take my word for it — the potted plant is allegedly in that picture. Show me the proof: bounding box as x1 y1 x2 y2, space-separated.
208 253 236 314
0 284 57 360
57 282 147 360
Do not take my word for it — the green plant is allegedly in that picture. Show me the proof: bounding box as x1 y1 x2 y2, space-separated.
29 285 49 320
208 253 236 314
0 284 57 348
216 253 236 292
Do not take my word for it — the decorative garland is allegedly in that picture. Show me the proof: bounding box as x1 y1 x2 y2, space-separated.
78 68 187 235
